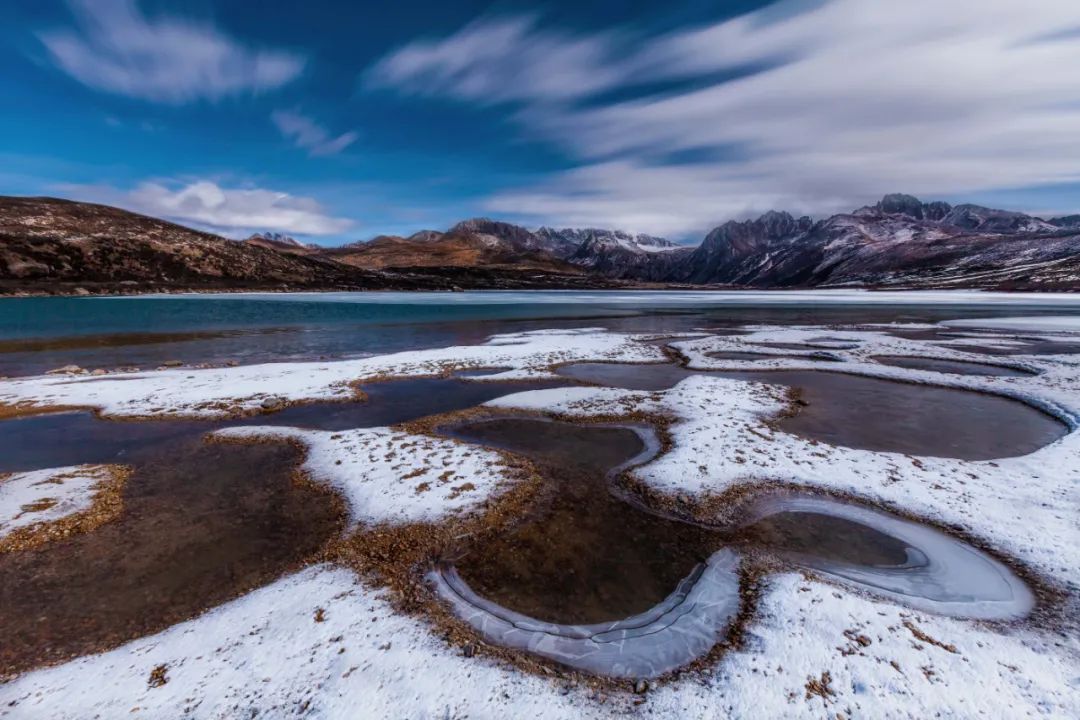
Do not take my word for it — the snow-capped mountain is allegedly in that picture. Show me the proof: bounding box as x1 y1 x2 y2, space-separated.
667 194 1080 289
244 232 318 254
563 230 690 280
4 193 1079 293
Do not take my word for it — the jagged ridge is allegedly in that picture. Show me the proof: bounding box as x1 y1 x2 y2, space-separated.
2 193 1078 293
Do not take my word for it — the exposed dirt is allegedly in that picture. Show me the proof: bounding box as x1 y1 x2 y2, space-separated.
0 438 346 679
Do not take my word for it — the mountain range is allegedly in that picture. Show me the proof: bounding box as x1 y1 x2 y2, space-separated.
1 193 1078 294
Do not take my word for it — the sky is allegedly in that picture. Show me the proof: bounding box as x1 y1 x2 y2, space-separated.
3 0 1080 246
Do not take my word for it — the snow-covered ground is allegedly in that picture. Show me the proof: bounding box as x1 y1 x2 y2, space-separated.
0 464 123 550
0 328 666 419
943 316 1080 333
2 565 1073 719
1 320 1078 718
214 426 516 525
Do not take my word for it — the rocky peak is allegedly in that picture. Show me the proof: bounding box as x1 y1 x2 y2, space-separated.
1049 214 1080 229
941 204 1055 234
448 218 536 249
243 232 317 253
247 232 311 247
922 201 953 222
866 194 953 222
703 211 811 248
406 230 443 243
876 193 933 219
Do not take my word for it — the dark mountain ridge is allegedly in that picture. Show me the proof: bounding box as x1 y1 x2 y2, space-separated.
0 197 615 295
1 193 1078 294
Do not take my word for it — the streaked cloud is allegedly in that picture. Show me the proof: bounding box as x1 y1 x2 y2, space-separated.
367 0 1080 237
66 180 353 236
363 15 625 104
271 109 358 157
39 0 305 104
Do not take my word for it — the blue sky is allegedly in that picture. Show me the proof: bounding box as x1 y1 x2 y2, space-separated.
2 0 1079 245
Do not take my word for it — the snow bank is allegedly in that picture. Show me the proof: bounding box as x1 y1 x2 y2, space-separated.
0 465 120 544
214 426 514 526
0 328 666 419
2 565 1074 719
651 573 1078 718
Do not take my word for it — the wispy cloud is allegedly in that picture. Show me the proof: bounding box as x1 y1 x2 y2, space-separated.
363 15 625 105
271 110 358 157
39 0 305 104
366 0 1080 237
66 180 353 236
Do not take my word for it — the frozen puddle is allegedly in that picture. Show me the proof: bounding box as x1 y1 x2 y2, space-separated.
944 338 1080 356
437 418 714 624
431 416 738 678
554 364 1066 458
719 370 1067 459
709 349 842 361
738 495 1035 620
429 416 1037 678
430 551 741 679
556 362 695 391
872 355 1034 377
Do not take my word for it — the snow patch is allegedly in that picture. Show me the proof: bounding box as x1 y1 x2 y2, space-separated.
214 426 514 526
943 316 1080 333
0 328 666 419
0 465 116 541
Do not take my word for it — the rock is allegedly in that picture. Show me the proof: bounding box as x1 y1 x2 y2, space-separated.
160 360 184 367
90 369 107 376
260 397 285 410
877 193 927 219
225 360 239 367
634 679 649 694
72 287 91 296
46 364 83 375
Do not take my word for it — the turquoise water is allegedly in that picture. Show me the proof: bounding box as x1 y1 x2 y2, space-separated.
5 290 1080 339
2 290 1079 377
0 294 634 340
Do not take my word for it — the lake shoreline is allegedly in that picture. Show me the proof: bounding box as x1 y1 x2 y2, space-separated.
6 279 1080 298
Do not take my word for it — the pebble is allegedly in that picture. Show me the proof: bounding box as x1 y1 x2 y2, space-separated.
46 364 84 375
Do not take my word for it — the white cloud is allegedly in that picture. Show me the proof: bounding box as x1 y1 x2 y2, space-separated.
362 15 625 104
39 0 304 103
366 0 1080 237
271 110 358 157
69 180 354 236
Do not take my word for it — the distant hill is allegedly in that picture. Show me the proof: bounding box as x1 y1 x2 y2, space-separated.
0 197 613 295
243 232 319 255
323 222 583 275
1 193 1078 294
